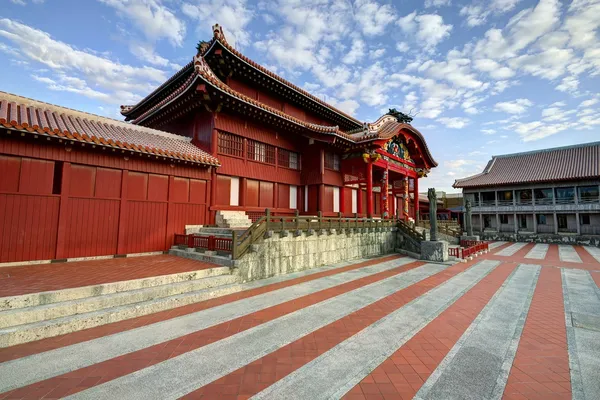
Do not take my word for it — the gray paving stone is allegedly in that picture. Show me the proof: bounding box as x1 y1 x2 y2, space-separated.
66 263 449 400
562 268 600 400
0 256 414 393
415 264 540 400
253 260 501 400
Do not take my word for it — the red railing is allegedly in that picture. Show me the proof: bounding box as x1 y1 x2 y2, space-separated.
460 240 483 248
448 247 461 258
450 242 489 260
173 234 233 253
174 234 188 246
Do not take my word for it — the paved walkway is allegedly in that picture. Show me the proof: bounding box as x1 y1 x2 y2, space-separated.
0 244 599 399
0 255 218 297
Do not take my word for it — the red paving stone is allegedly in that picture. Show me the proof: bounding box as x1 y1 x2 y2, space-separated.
343 261 517 400
512 242 536 258
592 271 600 289
489 242 515 254
503 267 571 400
573 245 599 265
545 244 561 263
183 259 481 399
0 255 217 297
485 243 600 271
0 258 419 399
0 255 403 363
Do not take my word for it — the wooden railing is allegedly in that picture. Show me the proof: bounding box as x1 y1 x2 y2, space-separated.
173 234 233 253
397 219 426 243
175 209 399 259
417 220 462 238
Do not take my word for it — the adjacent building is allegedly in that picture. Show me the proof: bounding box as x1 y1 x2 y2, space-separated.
0 24 437 264
453 142 600 239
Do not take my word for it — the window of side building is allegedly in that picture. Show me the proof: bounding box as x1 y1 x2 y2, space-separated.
578 186 599 203
324 152 340 171
580 214 591 225
555 187 575 204
534 188 553 204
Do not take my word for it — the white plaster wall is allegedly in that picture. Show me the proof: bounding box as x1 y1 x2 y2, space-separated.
290 185 297 209
230 177 239 206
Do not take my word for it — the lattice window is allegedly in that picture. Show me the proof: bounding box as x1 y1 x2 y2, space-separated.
324 152 340 171
278 148 300 169
217 132 243 157
248 140 275 164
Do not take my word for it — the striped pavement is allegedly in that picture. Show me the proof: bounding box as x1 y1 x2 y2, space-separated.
0 243 599 400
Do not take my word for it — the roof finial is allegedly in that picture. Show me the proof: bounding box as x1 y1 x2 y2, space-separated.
212 24 227 43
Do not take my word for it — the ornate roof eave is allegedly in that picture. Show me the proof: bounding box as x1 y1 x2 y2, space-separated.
204 24 363 130
348 118 438 168
133 56 362 145
120 61 195 119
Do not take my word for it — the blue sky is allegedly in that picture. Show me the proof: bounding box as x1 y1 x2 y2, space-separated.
1 0 599 192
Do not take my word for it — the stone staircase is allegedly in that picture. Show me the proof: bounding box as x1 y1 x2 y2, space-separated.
0 266 243 348
216 210 252 229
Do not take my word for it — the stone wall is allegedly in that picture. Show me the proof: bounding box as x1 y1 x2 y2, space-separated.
479 232 600 247
235 228 397 282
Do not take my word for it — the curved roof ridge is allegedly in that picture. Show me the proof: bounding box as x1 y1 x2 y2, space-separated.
493 141 600 159
0 91 192 143
120 60 194 117
0 91 219 166
209 24 363 128
453 142 600 188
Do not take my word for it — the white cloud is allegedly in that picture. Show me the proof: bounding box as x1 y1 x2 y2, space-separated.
446 159 475 168
353 0 396 36
182 0 254 47
396 42 409 52
555 76 579 93
10 0 45 4
129 43 180 70
460 0 523 27
0 19 165 104
422 57 485 89
343 38 365 64
494 98 533 114
541 106 577 121
425 0 451 7
329 99 360 115
579 98 599 108
511 120 572 141
481 129 496 135
397 12 452 52
468 150 486 156
369 48 386 59
473 58 515 80
437 117 470 129
100 0 186 46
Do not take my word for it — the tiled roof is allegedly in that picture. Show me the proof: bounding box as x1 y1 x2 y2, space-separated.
129 55 437 168
206 24 363 128
0 91 219 167
453 142 600 188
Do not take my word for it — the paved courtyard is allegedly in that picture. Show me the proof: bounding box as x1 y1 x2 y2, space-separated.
1 242 599 399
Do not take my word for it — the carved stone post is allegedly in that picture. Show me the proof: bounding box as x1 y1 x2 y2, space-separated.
428 188 437 241
465 199 473 236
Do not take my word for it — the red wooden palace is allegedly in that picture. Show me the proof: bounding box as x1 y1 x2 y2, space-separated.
0 25 437 264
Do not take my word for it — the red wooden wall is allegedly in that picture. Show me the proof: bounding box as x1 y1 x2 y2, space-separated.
0 144 210 263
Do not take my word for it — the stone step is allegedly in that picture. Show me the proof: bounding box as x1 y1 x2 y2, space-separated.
0 274 239 329
0 266 232 312
0 280 245 348
169 248 234 267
